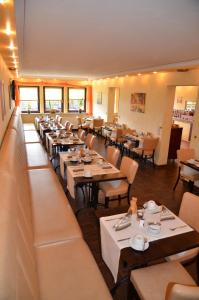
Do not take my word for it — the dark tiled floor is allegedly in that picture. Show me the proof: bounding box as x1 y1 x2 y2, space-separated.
53 135 199 300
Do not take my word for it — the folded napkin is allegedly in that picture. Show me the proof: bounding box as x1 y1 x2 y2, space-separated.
73 168 84 173
102 166 112 169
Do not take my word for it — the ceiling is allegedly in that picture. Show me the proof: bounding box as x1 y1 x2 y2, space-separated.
13 0 199 79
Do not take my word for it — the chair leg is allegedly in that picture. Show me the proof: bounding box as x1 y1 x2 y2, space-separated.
105 197 109 208
188 180 194 192
173 167 181 191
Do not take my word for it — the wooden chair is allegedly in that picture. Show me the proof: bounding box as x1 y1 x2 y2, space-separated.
77 129 86 141
106 146 120 167
173 148 199 191
85 133 96 149
131 136 159 166
166 192 199 264
99 156 138 208
130 261 198 300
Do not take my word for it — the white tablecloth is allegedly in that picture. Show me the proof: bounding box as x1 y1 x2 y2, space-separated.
100 209 193 282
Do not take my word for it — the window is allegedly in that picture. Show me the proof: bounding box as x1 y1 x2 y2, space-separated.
44 87 63 112
68 88 86 112
19 86 39 113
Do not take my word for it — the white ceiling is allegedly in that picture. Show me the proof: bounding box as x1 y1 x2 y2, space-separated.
14 0 199 80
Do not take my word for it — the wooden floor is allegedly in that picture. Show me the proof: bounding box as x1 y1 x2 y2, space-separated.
55 135 199 300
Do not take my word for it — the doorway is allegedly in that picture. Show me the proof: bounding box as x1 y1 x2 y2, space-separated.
107 87 119 123
172 86 199 149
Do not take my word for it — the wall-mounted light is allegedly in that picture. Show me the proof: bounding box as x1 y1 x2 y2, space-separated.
153 71 157 74
137 73 142 76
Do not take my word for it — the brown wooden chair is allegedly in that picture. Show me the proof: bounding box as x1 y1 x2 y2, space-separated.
131 136 159 166
106 146 120 167
99 156 138 208
173 148 199 191
85 133 96 149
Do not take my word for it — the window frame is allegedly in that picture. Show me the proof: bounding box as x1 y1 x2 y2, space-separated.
19 86 40 113
67 87 86 113
43 86 64 113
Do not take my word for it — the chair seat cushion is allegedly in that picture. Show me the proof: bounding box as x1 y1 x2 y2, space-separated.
36 239 112 300
99 180 128 197
130 261 196 300
26 143 50 169
181 166 199 181
24 130 40 143
28 169 82 246
166 247 199 263
23 123 36 131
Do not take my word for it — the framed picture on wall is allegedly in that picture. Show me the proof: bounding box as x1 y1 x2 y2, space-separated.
97 92 102 104
130 92 146 113
0 80 6 121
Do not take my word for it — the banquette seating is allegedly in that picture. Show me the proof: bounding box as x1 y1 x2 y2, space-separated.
0 107 112 300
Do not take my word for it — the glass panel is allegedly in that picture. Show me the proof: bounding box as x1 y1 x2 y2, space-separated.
69 88 85 100
45 100 62 111
45 88 62 100
19 87 38 100
69 99 85 111
20 100 38 111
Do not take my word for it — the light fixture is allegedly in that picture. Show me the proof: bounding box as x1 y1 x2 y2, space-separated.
12 52 15 58
0 0 6 4
9 41 15 50
5 22 12 35
153 71 157 74
138 73 142 76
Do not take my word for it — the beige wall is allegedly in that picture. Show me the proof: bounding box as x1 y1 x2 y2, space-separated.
92 70 199 165
0 54 14 146
173 86 198 110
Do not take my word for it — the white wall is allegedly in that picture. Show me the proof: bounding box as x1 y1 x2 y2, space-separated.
173 86 198 110
92 70 199 165
0 55 14 146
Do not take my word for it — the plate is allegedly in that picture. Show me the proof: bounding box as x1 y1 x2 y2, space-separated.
129 239 149 251
84 174 92 178
82 157 92 163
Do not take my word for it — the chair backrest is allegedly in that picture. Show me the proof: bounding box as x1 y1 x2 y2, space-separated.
116 128 123 139
68 123 73 131
76 116 82 126
64 121 70 129
78 129 86 141
120 156 138 184
93 119 104 127
166 283 199 300
57 116 62 124
85 133 96 149
106 146 120 167
143 136 159 151
177 149 195 163
179 192 199 232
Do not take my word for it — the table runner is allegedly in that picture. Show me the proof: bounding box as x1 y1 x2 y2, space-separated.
100 209 193 282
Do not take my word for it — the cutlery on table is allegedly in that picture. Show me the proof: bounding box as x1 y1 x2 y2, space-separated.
169 225 187 231
117 237 131 242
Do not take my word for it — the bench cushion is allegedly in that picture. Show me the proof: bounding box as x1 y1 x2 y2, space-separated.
36 239 112 300
28 169 82 246
23 123 36 131
24 130 40 143
26 143 50 169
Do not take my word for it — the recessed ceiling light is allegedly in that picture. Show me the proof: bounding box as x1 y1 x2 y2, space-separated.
8 41 15 50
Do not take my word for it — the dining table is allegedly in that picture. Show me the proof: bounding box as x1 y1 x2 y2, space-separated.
99 205 199 294
60 150 127 208
46 132 84 156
